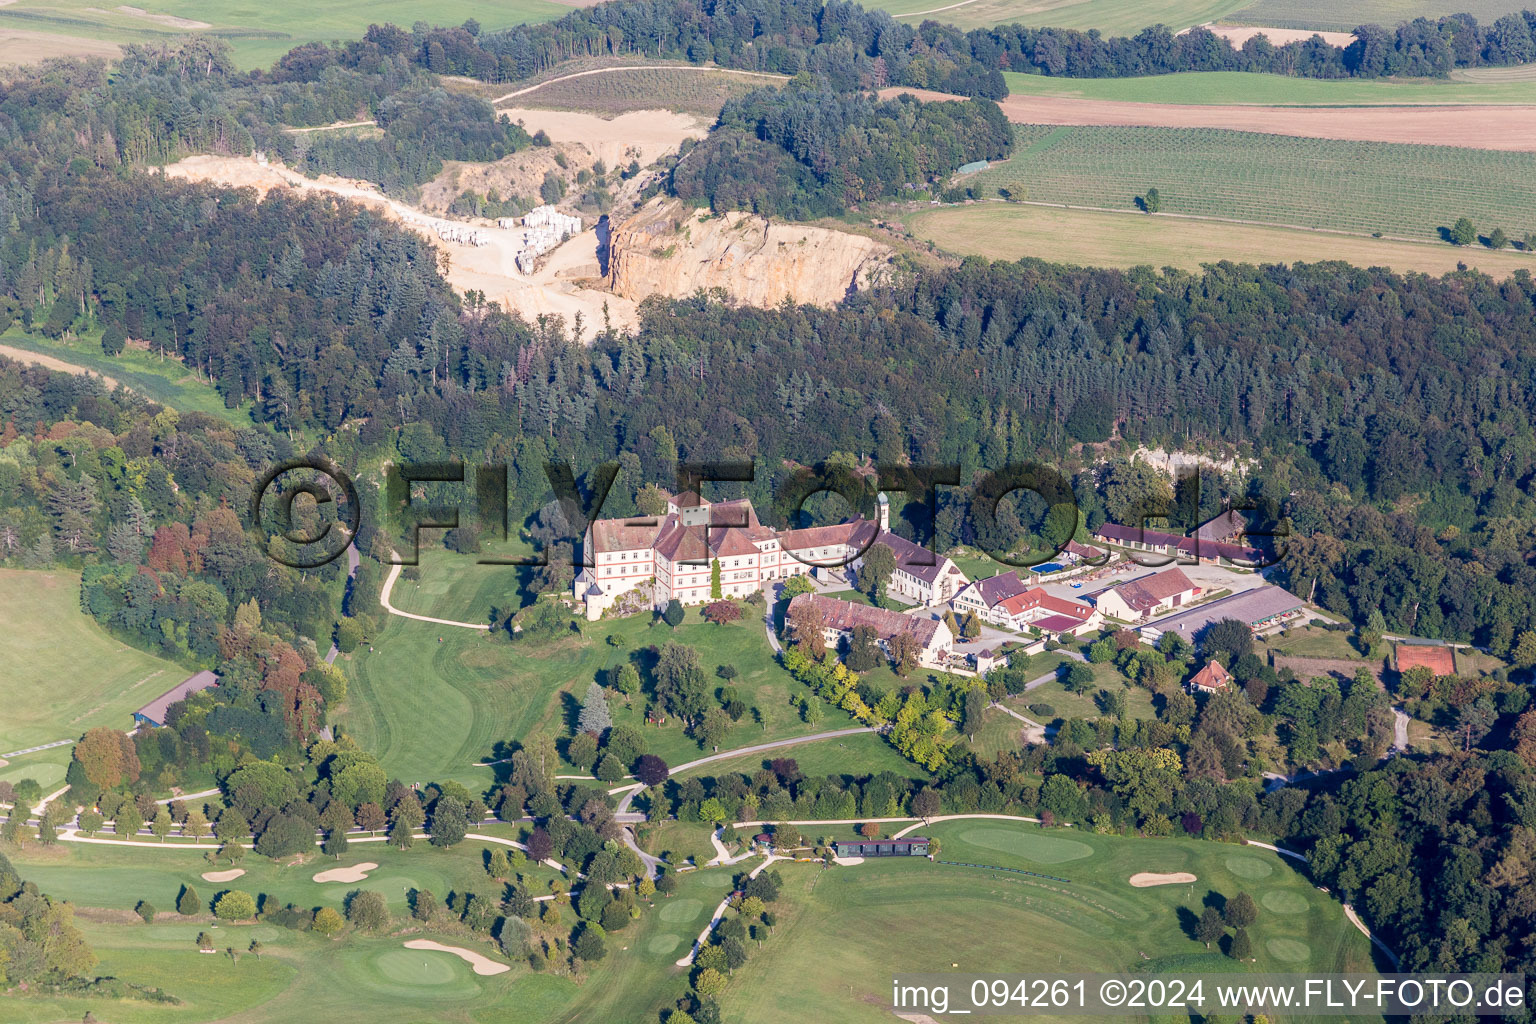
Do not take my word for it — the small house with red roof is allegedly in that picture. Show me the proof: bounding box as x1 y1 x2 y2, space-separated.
1188 660 1233 695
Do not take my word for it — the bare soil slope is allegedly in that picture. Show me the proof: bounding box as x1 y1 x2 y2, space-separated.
606 197 896 308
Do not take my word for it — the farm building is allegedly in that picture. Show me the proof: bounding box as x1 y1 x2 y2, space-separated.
787 592 954 668
1094 522 1272 567
1137 585 1307 647
951 573 1099 634
834 837 930 857
1094 568 1199 622
133 670 219 729
1395 639 1456 676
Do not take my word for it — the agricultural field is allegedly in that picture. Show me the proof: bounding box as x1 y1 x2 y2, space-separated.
337 603 865 791
720 821 1384 1024
961 124 1536 242
1226 0 1535 33
506 65 782 119
0 0 570 70
1004 68 1536 104
0 569 189 762
862 0 1249 34
904 202 1536 275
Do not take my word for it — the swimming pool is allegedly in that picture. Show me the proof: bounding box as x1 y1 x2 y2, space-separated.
1032 562 1065 574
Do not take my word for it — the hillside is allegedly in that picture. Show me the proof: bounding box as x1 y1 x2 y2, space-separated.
606 198 896 309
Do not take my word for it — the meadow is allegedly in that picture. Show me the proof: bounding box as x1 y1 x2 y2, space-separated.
862 0 1248 34
337 600 866 792
0 0 570 69
0 328 254 427
1004 68 1536 104
0 569 189 761
1227 0 1534 33
509 65 781 119
904 202 1536 275
720 820 1384 1024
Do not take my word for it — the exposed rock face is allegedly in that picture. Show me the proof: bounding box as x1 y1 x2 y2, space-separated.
606 197 893 308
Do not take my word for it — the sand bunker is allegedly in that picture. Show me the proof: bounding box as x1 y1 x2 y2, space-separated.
201 868 246 883
313 861 377 883
403 939 511 976
1129 872 1197 887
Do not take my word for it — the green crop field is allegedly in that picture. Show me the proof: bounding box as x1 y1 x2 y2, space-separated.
720 822 1384 1024
0 569 189 757
1227 0 1532 33
862 0 1248 34
338 603 865 791
0 0 570 70
966 124 1536 242
1004 68 1536 104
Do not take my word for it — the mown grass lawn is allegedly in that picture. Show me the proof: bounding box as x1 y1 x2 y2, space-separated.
720 821 1385 1024
338 603 868 794
0 568 189 756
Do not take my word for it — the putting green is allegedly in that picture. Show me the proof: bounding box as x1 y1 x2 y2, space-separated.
376 949 460 985
659 898 705 923
1266 937 1312 962
1261 890 1309 915
647 933 683 955
1224 855 1275 880
318 874 425 906
957 827 1094 864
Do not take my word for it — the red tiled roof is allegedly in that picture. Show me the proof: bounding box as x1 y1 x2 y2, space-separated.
590 516 665 552
788 593 945 648
1034 614 1085 631
1094 523 1268 565
1190 661 1233 690
969 571 1030 608
1107 568 1197 614
995 586 1095 621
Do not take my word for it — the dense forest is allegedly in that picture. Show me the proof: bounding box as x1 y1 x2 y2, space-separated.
671 87 1014 217
409 0 1007 96
392 1 1536 87
10 143 1536 650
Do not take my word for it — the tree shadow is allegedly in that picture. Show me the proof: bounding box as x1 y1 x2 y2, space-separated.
1175 904 1201 941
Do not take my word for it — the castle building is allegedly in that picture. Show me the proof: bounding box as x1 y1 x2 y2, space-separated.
572 490 969 619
